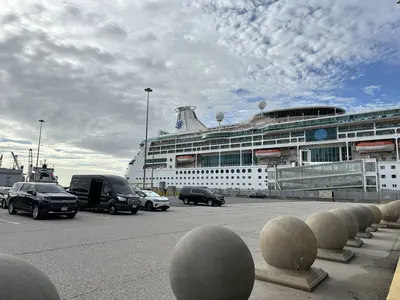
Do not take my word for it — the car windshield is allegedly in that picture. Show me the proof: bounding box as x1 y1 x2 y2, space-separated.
112 181 134 194
144 191 160 197
204 189 214 195
35 184 66 193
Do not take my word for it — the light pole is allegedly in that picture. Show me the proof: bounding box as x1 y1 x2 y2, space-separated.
143 88 153 189
35 119 45 181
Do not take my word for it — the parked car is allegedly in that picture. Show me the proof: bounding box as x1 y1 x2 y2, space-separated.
137 190 170 211
7 182 79 220
1 182 24 209
178 186 225 206
0 186 12 209
67 174 141 215
247 192 267 198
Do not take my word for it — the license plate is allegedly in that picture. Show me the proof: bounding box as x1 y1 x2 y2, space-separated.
132 205 137 208
61 207 68 211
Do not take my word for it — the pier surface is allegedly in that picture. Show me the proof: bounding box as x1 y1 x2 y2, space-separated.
0 201 398 300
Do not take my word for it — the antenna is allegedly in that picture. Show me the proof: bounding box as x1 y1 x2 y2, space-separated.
216 112 224 127
258 100 267 115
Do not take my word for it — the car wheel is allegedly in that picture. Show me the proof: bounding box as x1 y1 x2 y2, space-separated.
32 205 41 220
145 201 153 211
207 200 214 206
183 198 189 205
8 202 16 215
108 204 117 215
131 209 138 215
66 213 76 219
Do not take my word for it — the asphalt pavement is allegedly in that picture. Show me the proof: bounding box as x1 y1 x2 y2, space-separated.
0 200 397 300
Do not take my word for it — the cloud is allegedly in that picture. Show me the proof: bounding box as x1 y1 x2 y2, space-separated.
0 0 399 184
363 85 381 96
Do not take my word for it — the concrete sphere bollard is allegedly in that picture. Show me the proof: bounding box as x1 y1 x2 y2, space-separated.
330 208 359 238
365 205 382 224
380 202 400 222
347 206 369 231
0 253 60 300
169 224 255 300
260 215 317 270
357 206 374 227
306 212 348 250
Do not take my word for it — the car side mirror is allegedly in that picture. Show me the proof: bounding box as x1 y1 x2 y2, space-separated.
27 190 35 195
107 191 113 197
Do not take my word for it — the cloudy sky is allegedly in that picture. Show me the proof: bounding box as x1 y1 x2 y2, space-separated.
1 0 399 186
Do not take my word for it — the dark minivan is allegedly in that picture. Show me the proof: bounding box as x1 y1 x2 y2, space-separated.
7 182 79 220
67 175 141 215
178 186 225 206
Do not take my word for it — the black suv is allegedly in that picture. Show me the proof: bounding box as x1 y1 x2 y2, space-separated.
8 182 79 220
178 186 225 206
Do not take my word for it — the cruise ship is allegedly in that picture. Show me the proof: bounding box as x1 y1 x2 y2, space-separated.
124 102 400 191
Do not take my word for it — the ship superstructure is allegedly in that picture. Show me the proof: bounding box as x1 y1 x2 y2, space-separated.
125 103 400 191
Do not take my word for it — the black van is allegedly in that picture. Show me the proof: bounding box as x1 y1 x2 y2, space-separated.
178 186 225 206
68 175 142 215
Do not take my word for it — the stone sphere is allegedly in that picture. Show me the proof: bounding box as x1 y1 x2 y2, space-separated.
0 253 60 300
169 224 255 300
330 208 359 238
260 216 317 271
381 202 400 222
358 205 374 227
306 212 348 250
347 206 369 231
365 205 383 224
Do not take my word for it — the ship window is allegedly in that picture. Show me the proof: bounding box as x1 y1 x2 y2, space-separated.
248 169 252 173
201 170 204 174
258 168 262 173
394 184 398 188
197 170 200 174
381 175 386 178
231 176 234 179
391 165 396 169
206 170 209 174
211 177 213 179
170 158 172 161
243 183 245 185
216 176 218 179
220 170 223 173
242 169 245 173
231 169 234 173
176 171 178 174
392 175 397 179
211 170 214 174
184 171 187 174
180 171 182 174
258 176 262 179
237 176 240 179
188 171 191 174
248 176 251 179
236 169 240 173
380 166 385 170
242 176 245 179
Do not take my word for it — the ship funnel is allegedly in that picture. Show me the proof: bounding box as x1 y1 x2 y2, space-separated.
174 106 207 132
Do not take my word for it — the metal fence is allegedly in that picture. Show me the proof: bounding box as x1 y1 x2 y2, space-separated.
142 185 400 204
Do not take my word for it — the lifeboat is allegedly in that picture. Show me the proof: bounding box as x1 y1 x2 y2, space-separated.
355 141 394 153
176 155 196 163
254 149 281 158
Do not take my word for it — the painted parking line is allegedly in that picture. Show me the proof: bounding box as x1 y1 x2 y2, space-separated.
77 213 109 220
0 218 20 225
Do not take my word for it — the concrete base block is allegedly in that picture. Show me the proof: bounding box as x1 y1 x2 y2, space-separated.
379 221 400 229
255 263 328 292
317 248 355 263
356 231 373 239
366 226 377 232
346 237 364 248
